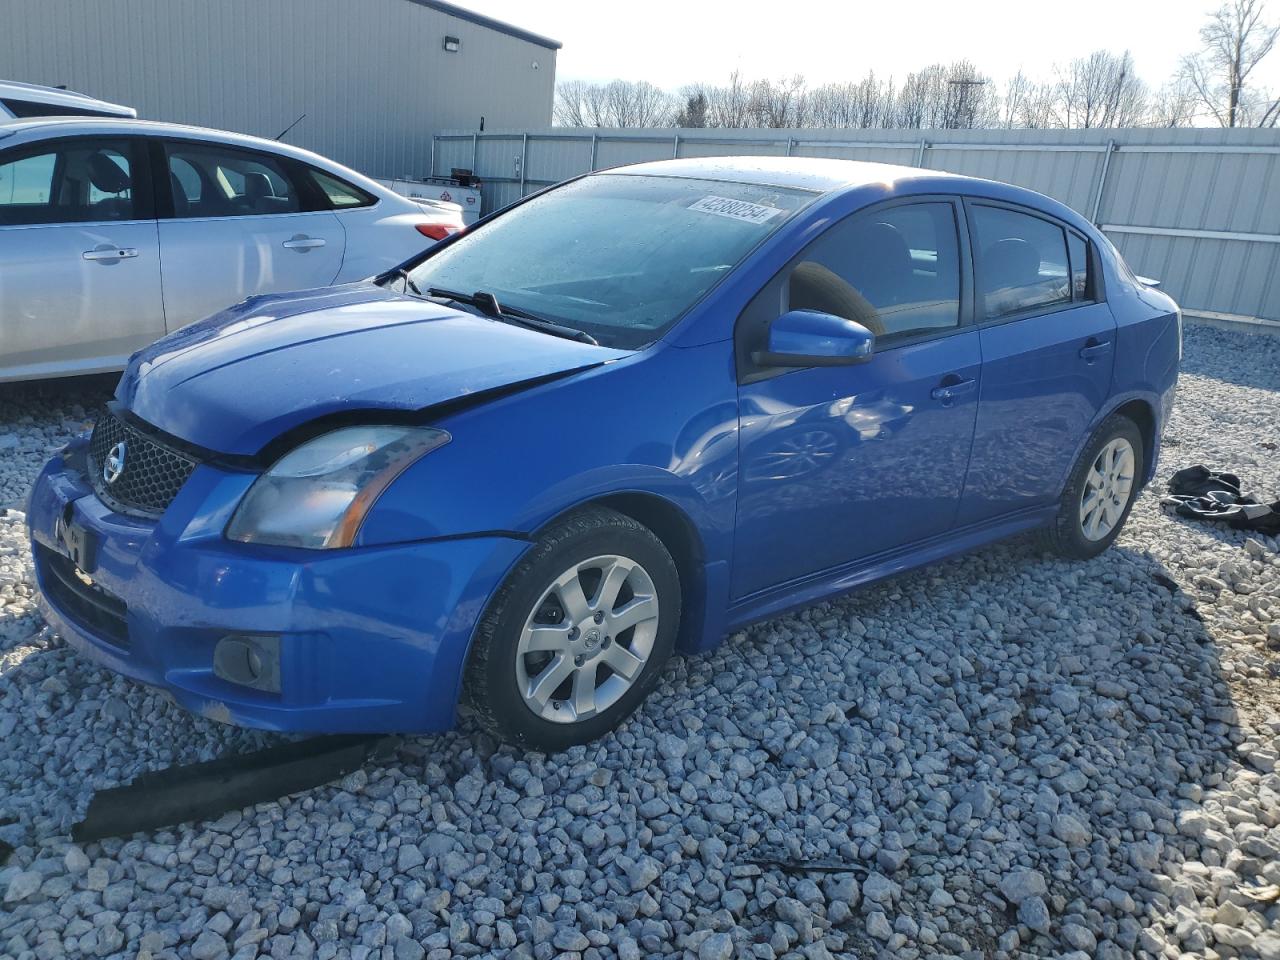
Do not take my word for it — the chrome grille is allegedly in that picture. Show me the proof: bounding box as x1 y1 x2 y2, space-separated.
88 410 198 517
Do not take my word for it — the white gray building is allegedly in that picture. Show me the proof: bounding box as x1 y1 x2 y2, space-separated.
0 0 559 179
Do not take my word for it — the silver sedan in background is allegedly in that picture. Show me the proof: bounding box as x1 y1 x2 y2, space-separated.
0 117 462 382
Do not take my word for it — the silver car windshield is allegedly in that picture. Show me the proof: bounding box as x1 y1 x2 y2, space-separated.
406 174 817 349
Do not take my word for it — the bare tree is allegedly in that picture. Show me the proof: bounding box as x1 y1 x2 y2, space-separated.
1001 71 1034 128
1258 90 1280 124
809 73 893 128
706 71 752 128
1181 0 1280 126
748 75 809 127
1050 50 1148 127
552 79 673 127
1147 77 1202 126
553 79 590 126
891 62 996 129
808 81 859 128
605 80 674 127
895 65 942 128
555 49 1207 132
1000 72 1058 128
855 74 895 128
553 79 613 127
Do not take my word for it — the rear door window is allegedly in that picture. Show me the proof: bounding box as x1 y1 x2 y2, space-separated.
970 205 1071 320
163 142 302 218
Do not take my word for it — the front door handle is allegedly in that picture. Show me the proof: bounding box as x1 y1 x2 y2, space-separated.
1079 338 1113 363
931 376 977 405
282 235 326 251
82 246 138 262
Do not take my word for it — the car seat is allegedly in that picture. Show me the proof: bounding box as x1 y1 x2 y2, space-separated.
86 151 131 219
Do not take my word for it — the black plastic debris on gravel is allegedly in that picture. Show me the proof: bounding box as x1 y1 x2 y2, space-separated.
72 734 397 842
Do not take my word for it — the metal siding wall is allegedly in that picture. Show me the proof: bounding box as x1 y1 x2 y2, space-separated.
437 126 1280 323
0 0 556 178
790 143 918 164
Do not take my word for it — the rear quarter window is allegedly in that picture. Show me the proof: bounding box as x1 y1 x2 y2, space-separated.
309 169 376 209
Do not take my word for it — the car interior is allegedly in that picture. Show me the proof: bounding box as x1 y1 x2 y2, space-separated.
0 143 133 225
971 206 1074 318
785 209 961 342
167 148 301 218
978 236 1071 316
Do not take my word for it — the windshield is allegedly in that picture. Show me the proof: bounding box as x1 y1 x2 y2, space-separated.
405 174 817 349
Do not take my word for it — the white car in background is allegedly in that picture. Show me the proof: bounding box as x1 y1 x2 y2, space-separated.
0 80 137 121
0 117 463 382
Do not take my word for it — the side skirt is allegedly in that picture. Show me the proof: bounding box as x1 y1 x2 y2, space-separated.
723 505 1055 633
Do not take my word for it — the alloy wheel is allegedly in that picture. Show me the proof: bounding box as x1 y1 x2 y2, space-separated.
515 554 660 723
1078 437 1136 541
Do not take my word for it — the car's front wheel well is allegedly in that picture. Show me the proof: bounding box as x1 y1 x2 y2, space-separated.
547 493 705 655
1111 398 1156 486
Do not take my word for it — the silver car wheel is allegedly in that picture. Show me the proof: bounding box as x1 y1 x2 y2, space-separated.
1079 437 1136 541
515 554 659 724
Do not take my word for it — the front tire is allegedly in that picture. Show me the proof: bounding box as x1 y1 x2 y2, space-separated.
1038 414 1144 560
463 506 680 751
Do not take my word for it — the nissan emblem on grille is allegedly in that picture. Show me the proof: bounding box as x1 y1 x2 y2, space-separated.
102 441 127 485
88 410 200 517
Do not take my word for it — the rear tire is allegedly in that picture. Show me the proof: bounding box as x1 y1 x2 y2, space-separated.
1038 414 1144 560
463 506 680 751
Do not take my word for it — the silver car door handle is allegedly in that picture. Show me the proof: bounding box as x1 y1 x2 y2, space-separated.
82 247 138 261
282 236 326 251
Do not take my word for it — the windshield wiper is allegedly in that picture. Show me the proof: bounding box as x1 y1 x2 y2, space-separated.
391 268 423 297
425 287 599 345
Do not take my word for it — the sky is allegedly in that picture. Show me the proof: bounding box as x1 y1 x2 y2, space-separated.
474 0 1280 94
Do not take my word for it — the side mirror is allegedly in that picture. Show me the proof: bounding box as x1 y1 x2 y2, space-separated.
753 309 875 368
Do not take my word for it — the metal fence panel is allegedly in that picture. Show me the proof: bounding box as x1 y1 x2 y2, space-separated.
527 136 595 183
430 126 1280 324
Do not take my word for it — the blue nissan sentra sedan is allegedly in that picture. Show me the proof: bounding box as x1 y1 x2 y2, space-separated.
27 157 1180 750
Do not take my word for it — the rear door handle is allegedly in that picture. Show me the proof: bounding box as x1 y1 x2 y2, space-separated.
282 235 326 251
931 377 977 404
82 247 138 261
1079 338 1113 362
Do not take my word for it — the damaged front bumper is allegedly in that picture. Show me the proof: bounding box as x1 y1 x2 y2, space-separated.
27 440 527 733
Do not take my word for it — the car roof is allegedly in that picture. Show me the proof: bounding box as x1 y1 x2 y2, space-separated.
0 80 136 118
0 116 395 196
1 116 322 156
605 154 1094 232
607 155 960 193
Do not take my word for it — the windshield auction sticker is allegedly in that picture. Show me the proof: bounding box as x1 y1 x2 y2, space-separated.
689 195 784 225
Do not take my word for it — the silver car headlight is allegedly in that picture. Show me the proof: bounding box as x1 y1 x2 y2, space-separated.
226 425 450 549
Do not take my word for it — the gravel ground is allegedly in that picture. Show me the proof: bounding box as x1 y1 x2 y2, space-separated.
1 323 1279 960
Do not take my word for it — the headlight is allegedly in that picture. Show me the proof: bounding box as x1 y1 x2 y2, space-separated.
226 425 449 548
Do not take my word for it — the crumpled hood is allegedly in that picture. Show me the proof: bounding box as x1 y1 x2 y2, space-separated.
117 283 627 456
